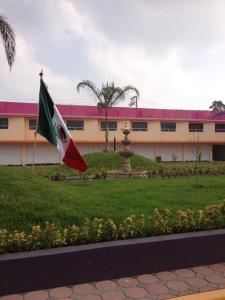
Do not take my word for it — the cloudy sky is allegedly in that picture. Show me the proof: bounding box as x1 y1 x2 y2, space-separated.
1 0 225 110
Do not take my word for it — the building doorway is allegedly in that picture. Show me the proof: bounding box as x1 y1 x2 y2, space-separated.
213 145 225 161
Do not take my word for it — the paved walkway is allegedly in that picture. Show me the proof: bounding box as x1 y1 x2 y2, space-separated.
1 262 225 300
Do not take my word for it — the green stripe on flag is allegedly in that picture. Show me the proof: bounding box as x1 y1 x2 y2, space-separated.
37 79 57 146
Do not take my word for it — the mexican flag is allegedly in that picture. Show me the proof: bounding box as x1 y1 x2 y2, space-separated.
37 79 87 172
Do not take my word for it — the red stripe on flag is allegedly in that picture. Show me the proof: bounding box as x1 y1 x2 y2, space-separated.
63 139 87 172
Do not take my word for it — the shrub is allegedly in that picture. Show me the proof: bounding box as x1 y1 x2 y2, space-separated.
176 209 195 232
152 208 172 235
0 201 225 254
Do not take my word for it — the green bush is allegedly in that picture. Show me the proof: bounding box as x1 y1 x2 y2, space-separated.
1 200 225 254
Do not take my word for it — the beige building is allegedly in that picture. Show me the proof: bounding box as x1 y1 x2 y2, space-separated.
0 101 225 165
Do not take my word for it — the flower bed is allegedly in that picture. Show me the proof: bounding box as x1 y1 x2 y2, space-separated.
1 200 224 254
49 167 225 181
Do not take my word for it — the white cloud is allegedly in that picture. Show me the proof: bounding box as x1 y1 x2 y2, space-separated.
0 35 78 104
59 0 225 109
1 0 225 109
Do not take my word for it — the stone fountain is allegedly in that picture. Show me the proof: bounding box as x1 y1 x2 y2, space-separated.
106 122 148 179
119 122 134 172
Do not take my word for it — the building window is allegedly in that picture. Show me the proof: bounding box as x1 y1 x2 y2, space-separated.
132 122 148 131
29 119 37 130
161 122 176 132
0 118 8 129
189 123 203 132
100 121 117 131
66 120 84 131
215 123 225 132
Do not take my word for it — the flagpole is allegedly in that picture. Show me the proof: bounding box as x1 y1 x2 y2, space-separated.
32 131 37 172
32 70 43 172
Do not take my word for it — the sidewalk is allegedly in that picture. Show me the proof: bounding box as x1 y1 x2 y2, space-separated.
1 262 225 300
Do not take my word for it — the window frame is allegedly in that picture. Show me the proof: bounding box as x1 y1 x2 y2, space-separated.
66 120 84 131
0 118 8 129
161 122 176 132
215 123 225 132
29 119 37 131
100 120 117 131
188 123 203 132
131 121 148 132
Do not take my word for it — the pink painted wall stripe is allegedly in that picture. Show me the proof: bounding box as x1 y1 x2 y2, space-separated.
0 101 225 121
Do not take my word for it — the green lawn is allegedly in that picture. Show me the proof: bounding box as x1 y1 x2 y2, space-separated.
0 165 225 232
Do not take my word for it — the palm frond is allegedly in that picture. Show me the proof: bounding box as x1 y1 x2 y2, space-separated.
111 85 139 106
0 14 16 69
76 80 102 102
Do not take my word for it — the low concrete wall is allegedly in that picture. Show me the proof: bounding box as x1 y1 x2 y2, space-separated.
0 229 225 296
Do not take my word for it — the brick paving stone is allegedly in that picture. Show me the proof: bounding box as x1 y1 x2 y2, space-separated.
157 280 167 285
185 277 207 288
102 290 125 300
115 286 126 292
146 296 158 300
125 287 147 298
218 283 225 289
117 277 138 288
208 282 218 288
179 290 196 296
193 266 212 275
168 289 179 296
157 272 177 281
176 277 187 282
174 269 195 278
199 285 218 292
146 283 169 294
158 295 174 300
79 294 102 300
24 290 49 300
95 280 117 291
195 273 205 279
72 283 96 294
209 264 225 273
188 286 199 292
137 282 148 288
137 274 158 284
71 294 80 300
49 287 72 298
205 273 225 284
94 289 105 295
0 295 23 300
166 280 189 292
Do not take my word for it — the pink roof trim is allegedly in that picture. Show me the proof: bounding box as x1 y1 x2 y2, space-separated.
0 101 225 121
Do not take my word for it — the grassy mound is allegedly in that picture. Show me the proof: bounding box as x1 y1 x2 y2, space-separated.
84 152 158 171
1 165 225 233
14 152 159 177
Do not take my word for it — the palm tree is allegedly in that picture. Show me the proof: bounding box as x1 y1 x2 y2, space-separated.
77 81 139 151
209 100 225 113
0 14 16 69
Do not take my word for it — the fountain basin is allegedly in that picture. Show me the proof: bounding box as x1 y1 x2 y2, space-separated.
119 150 134 158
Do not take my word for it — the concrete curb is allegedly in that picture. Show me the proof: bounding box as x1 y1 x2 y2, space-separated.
0 229 225 296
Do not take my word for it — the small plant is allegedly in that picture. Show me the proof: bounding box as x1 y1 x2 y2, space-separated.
195 149 202 162
171 153 178 162
176 209 195 232
152 208 172 235
205 204 222 230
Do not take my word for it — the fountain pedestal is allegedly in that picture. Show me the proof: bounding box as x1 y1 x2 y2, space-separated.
119 124 134 172
107 123 148 178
